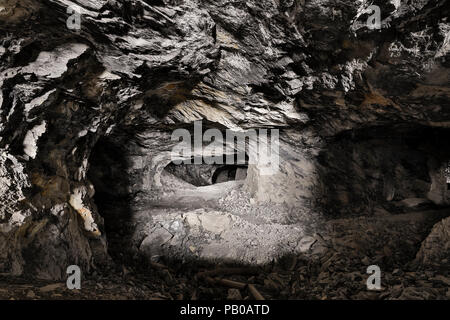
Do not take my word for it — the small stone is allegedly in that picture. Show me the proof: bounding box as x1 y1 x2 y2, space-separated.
296 236 316 253
392 269 403 276
198 212 232 234
26 290 36 298
227 289 242 300
361 256 370 265
373 208 390 216
122 265 130 275
432 275 450 286
398 198 430 208
383 246 393 257
39 283 64 293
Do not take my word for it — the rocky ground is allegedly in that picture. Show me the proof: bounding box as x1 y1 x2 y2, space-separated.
128 182 322 265
1 208 448 300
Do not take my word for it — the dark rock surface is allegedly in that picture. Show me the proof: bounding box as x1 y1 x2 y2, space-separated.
0 0 449 297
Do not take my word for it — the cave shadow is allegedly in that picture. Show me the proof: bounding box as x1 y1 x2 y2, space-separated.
316 124 450 217
88 133 136 266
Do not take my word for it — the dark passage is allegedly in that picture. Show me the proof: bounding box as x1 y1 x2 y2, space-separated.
212 165 248 184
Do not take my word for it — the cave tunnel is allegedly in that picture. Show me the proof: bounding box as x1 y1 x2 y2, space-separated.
163 162 248 187
317 124 450 216
86 123 450 291
87 131 255 264
211 165 248 184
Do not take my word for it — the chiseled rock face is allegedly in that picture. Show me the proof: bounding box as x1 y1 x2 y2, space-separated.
0 0 449 278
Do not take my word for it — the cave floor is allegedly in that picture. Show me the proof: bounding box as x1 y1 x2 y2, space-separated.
1 209 449 300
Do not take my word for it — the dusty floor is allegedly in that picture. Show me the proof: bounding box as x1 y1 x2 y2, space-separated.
112 175 325 265
1 208 448 300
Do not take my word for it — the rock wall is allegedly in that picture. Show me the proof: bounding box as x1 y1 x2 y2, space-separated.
416 216 450 268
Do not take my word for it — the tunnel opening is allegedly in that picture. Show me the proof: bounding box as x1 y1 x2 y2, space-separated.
212 165 248 184
163 162 248 187
87 133 136 264
317 124 450 216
